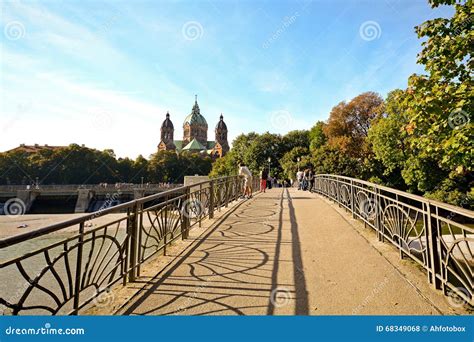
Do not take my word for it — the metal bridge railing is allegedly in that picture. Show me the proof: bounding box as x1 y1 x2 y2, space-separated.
313 174 474 307
0 176 253 315
0 183 183 192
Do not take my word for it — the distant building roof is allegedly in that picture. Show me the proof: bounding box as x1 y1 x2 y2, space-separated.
4 144 66 154
216 114 227 130
161 112 174 129
174 140 215 153
182 138 206 151
183 98 207 126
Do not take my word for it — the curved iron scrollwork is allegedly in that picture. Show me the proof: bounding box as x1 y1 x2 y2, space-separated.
313 174 473 307
439 221 474 306
1 220 127 315
0 176 247 315
381 204 426 259
141 199 183 262
339 184 351 208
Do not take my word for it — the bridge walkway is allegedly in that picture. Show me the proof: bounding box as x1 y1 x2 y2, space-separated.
99 188 452 315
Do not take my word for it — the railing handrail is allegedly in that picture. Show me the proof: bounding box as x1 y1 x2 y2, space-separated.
0 176 241 248
316 174 473 217
314 173 474 307
0 174 259 315
0 183 183 191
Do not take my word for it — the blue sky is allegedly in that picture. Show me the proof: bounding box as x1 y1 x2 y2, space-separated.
0 0 453 158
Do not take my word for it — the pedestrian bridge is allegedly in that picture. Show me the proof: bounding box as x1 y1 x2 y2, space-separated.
0 176 472 315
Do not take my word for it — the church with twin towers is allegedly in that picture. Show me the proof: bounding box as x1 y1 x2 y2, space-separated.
158 96 230 158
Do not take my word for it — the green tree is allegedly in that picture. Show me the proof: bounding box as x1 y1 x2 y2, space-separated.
244 132 285 176
309 121 327 151
209 152 238 177
148 151 212 184
280 147 311 180
230 132 259 165
283 130 310 151
402 0 473 205
311 145 360 177
368 89 410 188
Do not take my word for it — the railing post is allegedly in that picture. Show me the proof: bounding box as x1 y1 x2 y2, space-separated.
337 180 341 207
164 195 168 255
374 186 381 241
350 179 355 219
73 222 85 315
225 179 230 208
199 184 203 227
426 203 442 290
209 180 215 219
234 176 239 200
217 181 222 211
127 203 139 282
137 203 143 277
182 187 190 239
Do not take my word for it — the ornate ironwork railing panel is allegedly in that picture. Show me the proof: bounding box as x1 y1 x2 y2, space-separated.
0 218 129 315
0 176 248 315
313 174 474 307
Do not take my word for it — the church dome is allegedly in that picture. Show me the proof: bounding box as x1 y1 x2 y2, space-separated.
183 98 207 126
216 114 227 130
161 112 174 129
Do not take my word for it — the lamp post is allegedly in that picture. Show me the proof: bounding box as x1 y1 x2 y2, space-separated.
267 157 271 176
141 177 144 188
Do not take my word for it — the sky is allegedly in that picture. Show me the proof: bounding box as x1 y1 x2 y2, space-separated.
0 0 453 158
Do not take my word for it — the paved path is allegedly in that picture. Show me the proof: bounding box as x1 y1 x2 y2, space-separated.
118 188 443 315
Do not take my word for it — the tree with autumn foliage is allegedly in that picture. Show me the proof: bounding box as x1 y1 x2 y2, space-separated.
310 92 384 178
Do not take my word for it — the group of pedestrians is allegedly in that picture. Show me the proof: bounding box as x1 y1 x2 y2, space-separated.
296 167 314 191
237 162 314 199
238 163 275 199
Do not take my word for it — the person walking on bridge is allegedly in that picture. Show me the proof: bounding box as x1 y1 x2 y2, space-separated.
307 167 315 191
296 169 304 190
260 167 269 193
238 163 253 199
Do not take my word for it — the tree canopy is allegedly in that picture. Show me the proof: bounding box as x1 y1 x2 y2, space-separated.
0 145 212 185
